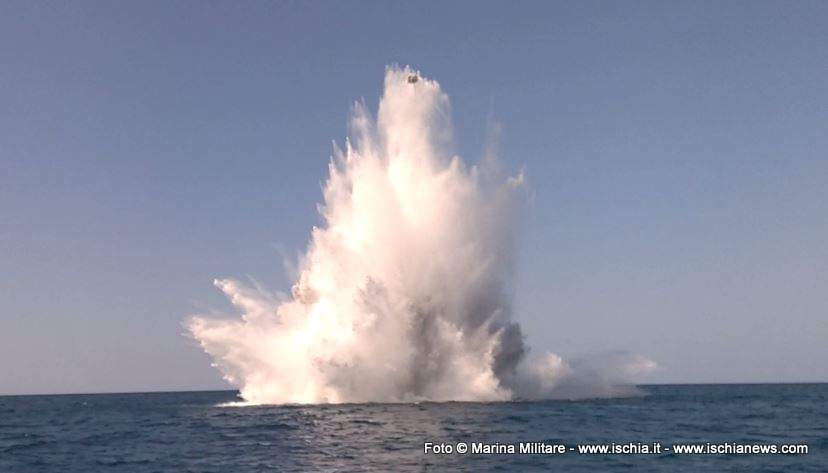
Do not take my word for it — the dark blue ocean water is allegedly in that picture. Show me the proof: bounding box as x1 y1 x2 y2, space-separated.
1 384 825 472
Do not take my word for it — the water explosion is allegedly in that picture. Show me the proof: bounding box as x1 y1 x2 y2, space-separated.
187 67 654 404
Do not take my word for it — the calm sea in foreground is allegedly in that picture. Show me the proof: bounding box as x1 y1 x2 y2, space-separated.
1 384 825 472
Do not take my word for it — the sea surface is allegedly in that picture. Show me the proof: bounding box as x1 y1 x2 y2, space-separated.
1 384 825 472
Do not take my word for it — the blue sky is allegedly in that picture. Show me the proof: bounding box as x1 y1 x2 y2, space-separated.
1 1 826 394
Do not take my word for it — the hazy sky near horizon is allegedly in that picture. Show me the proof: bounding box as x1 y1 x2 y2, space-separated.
2 1 827 395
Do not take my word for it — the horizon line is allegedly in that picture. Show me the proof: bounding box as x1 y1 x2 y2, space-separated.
2 381 827 398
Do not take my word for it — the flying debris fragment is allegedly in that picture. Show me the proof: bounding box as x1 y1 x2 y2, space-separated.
407 74 419 84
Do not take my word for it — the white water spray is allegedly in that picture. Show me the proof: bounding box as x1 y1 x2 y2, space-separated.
187 67 654 404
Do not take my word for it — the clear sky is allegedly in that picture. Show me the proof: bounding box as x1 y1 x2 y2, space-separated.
1 1 826 395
